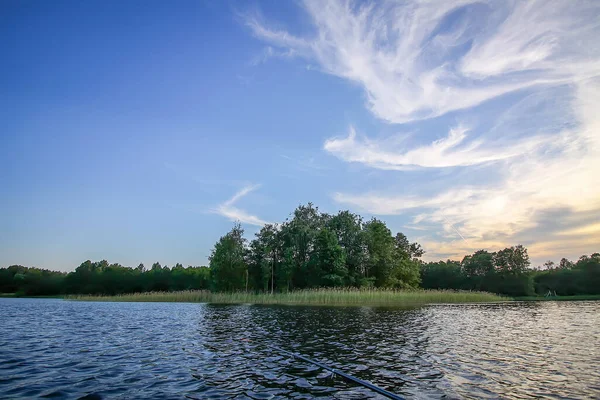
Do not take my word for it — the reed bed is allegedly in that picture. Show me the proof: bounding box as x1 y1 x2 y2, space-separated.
67 288 506 306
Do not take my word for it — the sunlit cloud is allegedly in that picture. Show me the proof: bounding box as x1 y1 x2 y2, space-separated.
332 81 600 263
213 184 270 226
559 223 600 237
247 0 600 263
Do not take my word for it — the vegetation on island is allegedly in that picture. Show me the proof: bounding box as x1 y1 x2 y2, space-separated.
1 204 599 304
67 288 504 306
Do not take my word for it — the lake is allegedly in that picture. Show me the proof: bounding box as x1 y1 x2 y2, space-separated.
0 299 598 399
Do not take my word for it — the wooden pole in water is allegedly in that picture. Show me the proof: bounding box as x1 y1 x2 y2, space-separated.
269 345 404 400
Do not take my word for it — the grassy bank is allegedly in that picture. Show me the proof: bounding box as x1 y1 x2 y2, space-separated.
514 295 600 301
66 288 506 306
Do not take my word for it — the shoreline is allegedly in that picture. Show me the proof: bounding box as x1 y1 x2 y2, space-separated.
514 295 600 301
4 291 600 305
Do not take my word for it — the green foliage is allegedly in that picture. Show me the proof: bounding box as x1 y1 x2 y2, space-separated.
533 253 600 295
0 265 66 296
494 245 530 275
209 223 248 291
421 260 463 290
311 227 346 286
247 223 281 293
461 250 495 290
422 246 535 296
0 261 210 296
243 204 424 292
327 211 367 284
363 218 396 287
422 247 600 297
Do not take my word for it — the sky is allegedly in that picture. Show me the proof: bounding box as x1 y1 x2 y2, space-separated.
1 0 599 272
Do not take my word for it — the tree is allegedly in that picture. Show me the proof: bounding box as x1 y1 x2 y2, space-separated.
209 223 248 291
461 250 495 290
389 232 422 288
310 227 346 287
363 218 396 287
559 258 574 269
394 233 424 259
282 203 324 289
421 260 463 290
248 223 280 293
543 260 555 270
494 245 530 275
574 253 600 294
491 245 533 296
151 262 161 271
327 210 368 285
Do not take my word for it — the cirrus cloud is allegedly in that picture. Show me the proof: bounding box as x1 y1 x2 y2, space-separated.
246 0 600 264
213 184 271 227
246 0 600 124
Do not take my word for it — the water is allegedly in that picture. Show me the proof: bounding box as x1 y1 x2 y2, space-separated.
0 299 598 399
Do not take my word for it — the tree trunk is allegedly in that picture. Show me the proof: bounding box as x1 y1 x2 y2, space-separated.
271 260 274 295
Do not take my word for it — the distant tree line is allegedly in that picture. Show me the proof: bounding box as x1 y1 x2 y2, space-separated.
532 255 600 296
421 249 600 296
0 262 209 296
1 203 598 297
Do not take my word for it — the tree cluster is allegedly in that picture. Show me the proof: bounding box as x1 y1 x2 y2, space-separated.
0 265 66 296
421 248 600 296
209 204 424 292
533 254 600 295
0 262 210 296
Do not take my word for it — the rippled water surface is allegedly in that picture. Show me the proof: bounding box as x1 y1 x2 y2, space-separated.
1 299 599 399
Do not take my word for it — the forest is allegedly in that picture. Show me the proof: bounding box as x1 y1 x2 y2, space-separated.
1 204 599 298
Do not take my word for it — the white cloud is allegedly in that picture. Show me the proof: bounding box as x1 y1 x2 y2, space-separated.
333 79 600 263
245 0 600 124
460 1 600 78
324 124 556 169
247 0 600 263
213 185 270 226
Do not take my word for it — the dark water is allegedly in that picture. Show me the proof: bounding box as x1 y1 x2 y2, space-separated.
0 299 599 399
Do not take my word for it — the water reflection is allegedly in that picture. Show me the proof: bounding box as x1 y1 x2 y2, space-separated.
0 299 598 399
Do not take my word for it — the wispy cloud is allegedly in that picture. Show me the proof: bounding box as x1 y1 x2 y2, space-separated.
247 0 600 263
245 0 600 124
250 46 297 66
324 124 556 169
279 153 329 175
213 184 270 226
331 81 600 262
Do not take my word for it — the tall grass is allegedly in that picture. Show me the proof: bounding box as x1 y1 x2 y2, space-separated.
514 294 600 301
67 288 506 306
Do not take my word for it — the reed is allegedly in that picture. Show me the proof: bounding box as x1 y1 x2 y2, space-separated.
66 288 506 306
514 294 600 301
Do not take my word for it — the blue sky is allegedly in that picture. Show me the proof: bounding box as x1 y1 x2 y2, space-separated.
2 0 599 271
